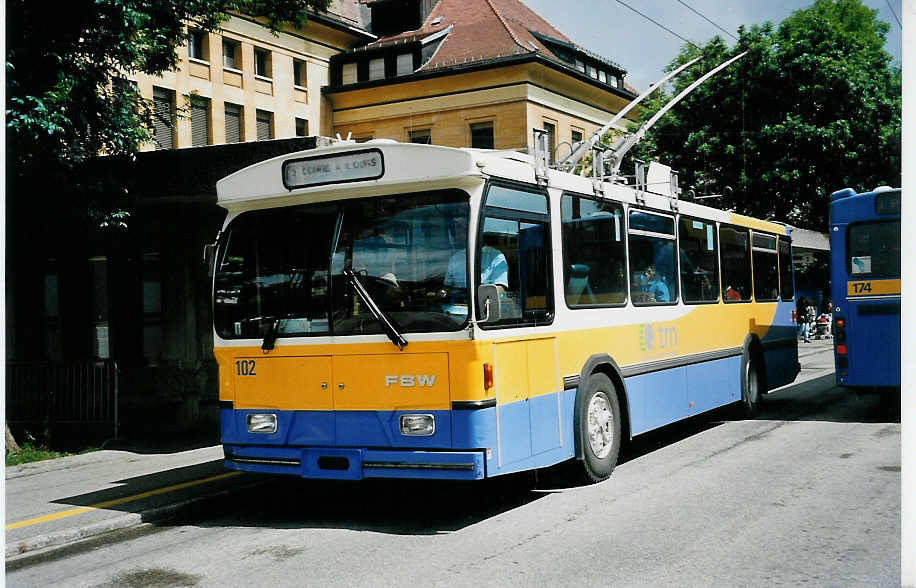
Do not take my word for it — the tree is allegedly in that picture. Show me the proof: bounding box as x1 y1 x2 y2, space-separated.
624 0 900 230
6 0 331 222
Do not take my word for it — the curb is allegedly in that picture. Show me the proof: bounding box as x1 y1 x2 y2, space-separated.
5 474 264 565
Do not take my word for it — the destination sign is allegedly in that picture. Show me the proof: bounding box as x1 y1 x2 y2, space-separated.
282 149 384 189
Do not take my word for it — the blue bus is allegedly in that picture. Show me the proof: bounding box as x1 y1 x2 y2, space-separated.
829 186 901 389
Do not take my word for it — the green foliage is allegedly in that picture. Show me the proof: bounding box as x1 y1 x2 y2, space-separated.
622 0 900 230
6 0 331 222
6 442 70 466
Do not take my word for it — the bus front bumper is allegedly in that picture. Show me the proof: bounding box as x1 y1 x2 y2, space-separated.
223 445 486 480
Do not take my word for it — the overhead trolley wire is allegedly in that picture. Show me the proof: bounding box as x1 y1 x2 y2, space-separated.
675 0 738 40
613 0 701 49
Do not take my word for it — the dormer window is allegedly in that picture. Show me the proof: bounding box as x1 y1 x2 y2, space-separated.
369 57 385 81
396 54 413 76
342 63 357 85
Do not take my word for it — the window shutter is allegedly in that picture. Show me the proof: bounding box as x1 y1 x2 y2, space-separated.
225 104 241 143
256 110 271 141
152 88 174 150
191 98 209 147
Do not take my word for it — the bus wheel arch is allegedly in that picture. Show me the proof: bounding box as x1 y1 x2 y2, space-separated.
572 355 628 483
740 334 765 417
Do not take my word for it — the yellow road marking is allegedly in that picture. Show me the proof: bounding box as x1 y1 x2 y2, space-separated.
5 471 242 530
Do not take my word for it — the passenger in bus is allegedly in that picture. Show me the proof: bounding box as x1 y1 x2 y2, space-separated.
634 264 670 303
439 216 509 308
725 285 743 301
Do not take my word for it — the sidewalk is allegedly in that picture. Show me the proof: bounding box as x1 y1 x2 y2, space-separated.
5 441 258 564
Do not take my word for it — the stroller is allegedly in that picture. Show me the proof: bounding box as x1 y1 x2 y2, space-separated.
812 313 831 339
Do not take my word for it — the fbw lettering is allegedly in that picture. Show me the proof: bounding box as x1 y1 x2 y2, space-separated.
384 375 437 387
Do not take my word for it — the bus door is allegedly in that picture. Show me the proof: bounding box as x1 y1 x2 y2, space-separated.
479 184 560 469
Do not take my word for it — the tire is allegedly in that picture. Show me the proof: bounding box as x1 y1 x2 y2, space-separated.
740 352 761 418
573 373 621 483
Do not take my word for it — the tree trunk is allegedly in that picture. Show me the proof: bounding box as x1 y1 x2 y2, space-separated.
6 424 21 454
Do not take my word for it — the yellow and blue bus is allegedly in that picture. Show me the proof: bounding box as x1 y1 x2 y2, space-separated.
829 186 901 389
211 141 799 482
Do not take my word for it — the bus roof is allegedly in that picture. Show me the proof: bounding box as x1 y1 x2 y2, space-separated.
215 139 789 235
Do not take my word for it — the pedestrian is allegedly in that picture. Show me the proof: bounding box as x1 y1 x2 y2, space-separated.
796 296 810 343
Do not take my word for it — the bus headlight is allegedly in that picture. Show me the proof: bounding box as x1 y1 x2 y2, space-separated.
247 413 277 434
399 414 435 436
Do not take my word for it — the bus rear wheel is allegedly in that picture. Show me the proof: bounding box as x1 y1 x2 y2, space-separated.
741 354 761 418
574 373 621 483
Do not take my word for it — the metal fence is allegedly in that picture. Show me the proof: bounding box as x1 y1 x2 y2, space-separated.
6 360 119 438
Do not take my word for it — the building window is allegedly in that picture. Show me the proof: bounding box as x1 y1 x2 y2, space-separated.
222 39 240 69
142 253 162 365
396 53 413 76
587 64 598 79
342 63 357 85
408 129 431 144
187 29 207 61
575 58 585 73
152 87 175 150
89 257 110 359
470 122 494 149
190 97 210 147
256 109 273 141
598 71 607 83
225 103 242 143
254 48 271 78
571 129 583 146
543 122 556 164
610 77 619 88
368 57 385 81
293 59 306 87
296 117 308 137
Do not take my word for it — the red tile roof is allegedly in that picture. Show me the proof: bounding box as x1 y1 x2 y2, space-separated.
361 0 583 71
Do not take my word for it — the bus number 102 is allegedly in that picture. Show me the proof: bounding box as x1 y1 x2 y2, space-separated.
235 360 257 376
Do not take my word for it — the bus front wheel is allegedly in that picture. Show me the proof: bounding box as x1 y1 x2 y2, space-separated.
574 373 621 483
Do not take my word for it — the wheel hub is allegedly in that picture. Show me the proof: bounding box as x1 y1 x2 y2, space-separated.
587 393 613 459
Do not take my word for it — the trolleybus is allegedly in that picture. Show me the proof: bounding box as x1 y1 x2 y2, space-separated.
211 138 800 483
828 186 901 389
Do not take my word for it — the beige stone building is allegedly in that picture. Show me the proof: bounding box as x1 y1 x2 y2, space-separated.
325 0 639 159
129 4 373 151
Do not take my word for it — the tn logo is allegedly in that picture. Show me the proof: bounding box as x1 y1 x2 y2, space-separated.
384 375 437 387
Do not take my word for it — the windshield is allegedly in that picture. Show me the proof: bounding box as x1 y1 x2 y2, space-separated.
214 190 470 340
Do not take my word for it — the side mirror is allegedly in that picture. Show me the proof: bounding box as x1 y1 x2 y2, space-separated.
203 242 218 278
477 284 501 323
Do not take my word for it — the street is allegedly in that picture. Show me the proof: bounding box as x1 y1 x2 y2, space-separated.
7 341 901 587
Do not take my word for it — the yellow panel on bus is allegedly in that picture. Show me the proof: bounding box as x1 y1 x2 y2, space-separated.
332 353 450 411
233 356 332 411
846 279 901 297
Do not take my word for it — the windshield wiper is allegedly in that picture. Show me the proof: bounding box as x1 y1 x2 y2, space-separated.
343 268 408 350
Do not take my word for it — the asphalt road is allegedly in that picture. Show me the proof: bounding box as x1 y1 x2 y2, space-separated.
8 342 901 587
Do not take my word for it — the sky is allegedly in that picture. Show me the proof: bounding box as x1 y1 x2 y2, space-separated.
519 0 903 92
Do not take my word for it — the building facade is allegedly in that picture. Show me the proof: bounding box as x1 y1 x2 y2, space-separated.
130 5 373 151
325 0 639 157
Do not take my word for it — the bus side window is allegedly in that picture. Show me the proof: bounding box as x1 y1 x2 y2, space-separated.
678 217 719 303
752 232 779 302
628 210 677 305
719 225 751 302
478 184 552 327
778 237 794 300
560 193 626 306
